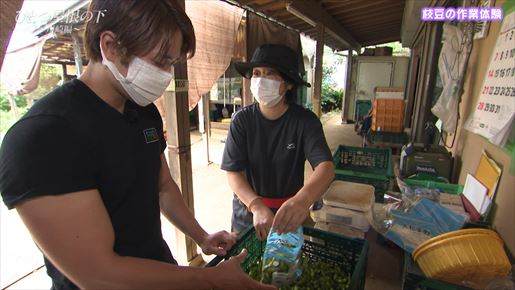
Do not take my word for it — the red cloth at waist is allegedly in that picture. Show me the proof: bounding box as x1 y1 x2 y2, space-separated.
261 196 290 209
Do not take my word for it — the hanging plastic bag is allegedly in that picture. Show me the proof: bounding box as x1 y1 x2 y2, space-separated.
432 80 460 132
432 23 473 133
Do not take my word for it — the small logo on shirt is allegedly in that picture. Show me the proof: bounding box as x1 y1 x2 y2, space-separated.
143 128 159 144
286 143 296 150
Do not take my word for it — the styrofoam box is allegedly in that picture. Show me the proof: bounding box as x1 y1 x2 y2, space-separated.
375 87 405 99
310 204 370 231
315 222 366 239
323 181 375 212
375 91 404 99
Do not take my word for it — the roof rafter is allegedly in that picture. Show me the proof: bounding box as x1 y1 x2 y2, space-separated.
286 0 360 50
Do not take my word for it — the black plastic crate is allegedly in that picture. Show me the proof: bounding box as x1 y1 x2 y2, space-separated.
402 253 473 290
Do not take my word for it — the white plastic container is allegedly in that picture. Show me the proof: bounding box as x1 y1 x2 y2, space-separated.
314 222 366 239
322 180 375 212
310 204 370 231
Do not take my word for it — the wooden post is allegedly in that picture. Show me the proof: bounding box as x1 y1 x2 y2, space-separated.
242 11 252 107
312 24 324 118
198 93 211 165
7 93 19 119
71 30 83 77
341 50 353 123
62 63 67 81
242 78 252 106
163 0 202 264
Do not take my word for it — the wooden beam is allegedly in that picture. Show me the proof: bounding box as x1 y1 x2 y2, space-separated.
353 30 401 41
331 0 390 14
164 66 200 265
323 0 365 10
271 11 300 20
347 18 402 30
342 51 353 123
254 1 287 12
44 42 64 53
333 6 404 21
164 0 201 266
352 24 401 33
312 24 324 118
198 93 211 166
360 36 400 47
357 33 400 43
42 60 78 65
338 14 408 31
241 0 259 5
281 19 313 31
287 0 360 50
302 32 350 51
242 17 253 107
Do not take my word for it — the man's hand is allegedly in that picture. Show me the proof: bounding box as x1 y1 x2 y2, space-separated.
251 204 274 241
213 249 277 290
272 197 309 234
199 231 237 256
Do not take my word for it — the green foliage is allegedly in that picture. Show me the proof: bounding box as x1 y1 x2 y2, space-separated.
0 83 10 111
0 84 27 111
0 111 18 133
321 59 344 113
0 63 62 133
321 87 343 113
0 95 10 111
26 63 62 100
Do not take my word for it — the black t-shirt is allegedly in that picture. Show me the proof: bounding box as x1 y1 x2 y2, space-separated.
0 79 175 290
221 103 332 199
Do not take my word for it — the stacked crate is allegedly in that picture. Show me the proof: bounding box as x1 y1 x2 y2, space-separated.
372 98 405 132
311 181 376 239
372 87 405 133
333 145 393 203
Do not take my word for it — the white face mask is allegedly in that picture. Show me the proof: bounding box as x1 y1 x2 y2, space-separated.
250 77 284 108
101 46 173 107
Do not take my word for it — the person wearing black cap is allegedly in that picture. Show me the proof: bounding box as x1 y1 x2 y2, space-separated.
221 44 335 240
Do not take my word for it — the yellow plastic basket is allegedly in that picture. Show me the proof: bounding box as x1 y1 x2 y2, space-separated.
412 229 511 287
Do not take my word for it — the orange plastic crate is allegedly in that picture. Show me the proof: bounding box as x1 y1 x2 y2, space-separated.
372 99 405 133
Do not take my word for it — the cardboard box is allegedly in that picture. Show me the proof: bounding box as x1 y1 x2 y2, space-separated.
375 47 393 56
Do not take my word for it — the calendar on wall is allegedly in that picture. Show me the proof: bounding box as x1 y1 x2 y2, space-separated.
466 1 515 146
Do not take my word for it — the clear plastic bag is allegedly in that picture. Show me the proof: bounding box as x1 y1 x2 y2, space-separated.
396 177 440 203
261 227 304 286
367 178 469 253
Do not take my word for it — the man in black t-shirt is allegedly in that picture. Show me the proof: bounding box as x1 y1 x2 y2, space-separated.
0 2 274 290
221 44 335 240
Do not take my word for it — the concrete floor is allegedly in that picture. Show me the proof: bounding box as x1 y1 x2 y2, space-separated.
2 112 404 289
